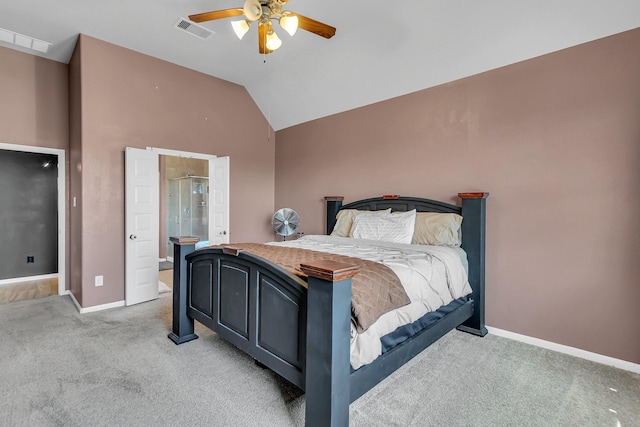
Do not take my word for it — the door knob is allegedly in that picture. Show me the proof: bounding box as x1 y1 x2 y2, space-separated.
129 234 137 240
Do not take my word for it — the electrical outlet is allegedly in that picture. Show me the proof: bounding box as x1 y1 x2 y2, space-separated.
95 275 103 287
27 256 34 263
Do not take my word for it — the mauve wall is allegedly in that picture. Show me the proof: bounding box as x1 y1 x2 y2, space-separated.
0 47 68 149
275 29 640 364
74 35 275 307
0 46 70 291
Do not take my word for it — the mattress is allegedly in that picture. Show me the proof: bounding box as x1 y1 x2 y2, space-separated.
270 235 472 369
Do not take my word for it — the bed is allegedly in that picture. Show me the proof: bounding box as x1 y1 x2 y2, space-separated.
168 193 488 427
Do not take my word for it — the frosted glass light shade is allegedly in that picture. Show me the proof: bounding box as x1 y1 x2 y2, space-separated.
243 0 262 21
231 20 251 39
266 29 282 50
279 14 298 36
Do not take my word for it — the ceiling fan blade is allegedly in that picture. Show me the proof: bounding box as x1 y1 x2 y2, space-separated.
258 22 273 54
188 8 244 23
292 13 336 39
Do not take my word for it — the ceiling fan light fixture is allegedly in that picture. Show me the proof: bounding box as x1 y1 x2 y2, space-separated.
185 1 336 54
243 0 263 21
266 28 282 51
231 19 251 39
279 13 298 36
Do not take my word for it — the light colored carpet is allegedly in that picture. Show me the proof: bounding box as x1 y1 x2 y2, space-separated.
0 295 638 426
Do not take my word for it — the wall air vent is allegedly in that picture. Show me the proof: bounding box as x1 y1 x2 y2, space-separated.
173 18 214 40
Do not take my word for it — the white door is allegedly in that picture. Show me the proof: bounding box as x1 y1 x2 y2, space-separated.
125 147 159 306
209 156 230 245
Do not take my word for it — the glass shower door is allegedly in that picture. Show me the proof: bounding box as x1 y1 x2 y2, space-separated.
166 177 209 256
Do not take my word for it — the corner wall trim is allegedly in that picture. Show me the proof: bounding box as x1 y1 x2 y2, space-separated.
66 291 125 314
487 326 640 374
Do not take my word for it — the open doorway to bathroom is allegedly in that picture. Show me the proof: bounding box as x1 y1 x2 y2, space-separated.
125 146 227 306
158 154 209 290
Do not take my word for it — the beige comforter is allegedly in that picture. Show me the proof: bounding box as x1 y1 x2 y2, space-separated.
220 243 410 332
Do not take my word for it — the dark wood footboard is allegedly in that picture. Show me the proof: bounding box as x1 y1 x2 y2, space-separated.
169 242 359 426
174 245 311 388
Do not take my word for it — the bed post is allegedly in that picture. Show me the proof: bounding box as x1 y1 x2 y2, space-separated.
300 260 359 427
325 196 344 235
457 192 489 337
168 236 200 345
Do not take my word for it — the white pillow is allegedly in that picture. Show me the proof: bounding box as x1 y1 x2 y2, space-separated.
350 210 416 244
330 208 391 237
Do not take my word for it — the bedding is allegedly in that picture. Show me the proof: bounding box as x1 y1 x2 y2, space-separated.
271 235 472 369
219 242 410 332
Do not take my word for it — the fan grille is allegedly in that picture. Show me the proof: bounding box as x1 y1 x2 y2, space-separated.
272 208 299 237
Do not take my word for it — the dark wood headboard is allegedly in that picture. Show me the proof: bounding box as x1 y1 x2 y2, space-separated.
324 195 462 235
324 193 489 336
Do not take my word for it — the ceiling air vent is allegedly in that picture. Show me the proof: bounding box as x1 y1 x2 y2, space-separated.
0 27 52 53
173 18 214 40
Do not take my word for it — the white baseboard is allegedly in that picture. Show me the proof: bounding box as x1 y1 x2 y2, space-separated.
66 290 125 314
487 326 640 374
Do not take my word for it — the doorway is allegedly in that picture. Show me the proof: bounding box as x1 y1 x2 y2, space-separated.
160 155 210 264
158 155 209 289
0 143 66 298
125 147 229 306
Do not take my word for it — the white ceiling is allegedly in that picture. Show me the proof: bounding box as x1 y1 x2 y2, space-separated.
1 0 639 130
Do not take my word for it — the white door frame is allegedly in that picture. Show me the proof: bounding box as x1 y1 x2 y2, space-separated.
0 142 66 295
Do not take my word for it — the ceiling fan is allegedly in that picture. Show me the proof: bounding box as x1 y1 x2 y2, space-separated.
189 0 336 54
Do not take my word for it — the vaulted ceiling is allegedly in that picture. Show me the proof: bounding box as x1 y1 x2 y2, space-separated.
1 0 639 130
